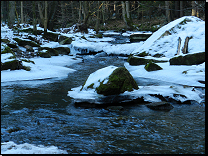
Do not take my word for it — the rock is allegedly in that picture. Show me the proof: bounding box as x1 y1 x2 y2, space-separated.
1 39 10 44
25 45 34 52
1 60 23 70
54 47 70 55
107 106 124 111
130 33 152 42
96 67 139 96
58 35 72 45
136 51 150 57
127 55 167 65
144 61 163 71
7 43 18 48
38 50 51 58
13 38 40 47
146 101 174 111
38 47 59 56
43 32 59 42
169 52 205 65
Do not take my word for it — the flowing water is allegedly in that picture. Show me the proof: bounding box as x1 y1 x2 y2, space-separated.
1 43 205 153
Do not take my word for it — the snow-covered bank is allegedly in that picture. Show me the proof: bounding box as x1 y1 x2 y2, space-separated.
1 55 82 83
1 141 68 154
132 16 205 58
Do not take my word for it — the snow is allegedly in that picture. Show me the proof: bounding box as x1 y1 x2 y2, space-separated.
132 16 205 58
124 62 205 87
1 141 68 154
82 65 118 90
1 55 82 83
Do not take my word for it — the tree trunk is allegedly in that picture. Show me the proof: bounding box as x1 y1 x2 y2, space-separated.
38 2 44 26
180 1 183 17
121 1 127 25
71 1 74 21
125 1 130 19
21 1 24 23
182 37 189 54
165 1 171 23
78 1 82 23
32 2 37 35
95 1 100 33
8 1 15 28
44 1 48 34
174 1 179 18
192 1 197 16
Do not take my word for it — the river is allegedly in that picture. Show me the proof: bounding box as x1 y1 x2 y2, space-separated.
1 52 205 154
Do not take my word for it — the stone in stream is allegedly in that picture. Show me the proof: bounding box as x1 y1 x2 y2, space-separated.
95 67 139 96
146 101 173 111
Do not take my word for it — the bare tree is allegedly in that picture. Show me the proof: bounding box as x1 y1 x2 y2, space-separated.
44 1 47 33
95 1 100 33
8 1 15 28
191 1 199 17
180 1 183 17
32 1 37 35
21 1 24 23
165 1 171 23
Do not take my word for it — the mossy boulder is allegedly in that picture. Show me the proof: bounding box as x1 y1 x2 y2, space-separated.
127 55 167 65
96 67 139 96
130 33 152 42
43 32 59 42
38 47 59 56
1 60 23 70
1 39 10 44
1 45 13 54
54 47 70 55
58 35 72 45
144 61 163 72
13 38 40 47
136 51 149 57
38 50 51 58
169 52 205 65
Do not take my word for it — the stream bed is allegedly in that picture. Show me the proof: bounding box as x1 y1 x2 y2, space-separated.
1 54 205 154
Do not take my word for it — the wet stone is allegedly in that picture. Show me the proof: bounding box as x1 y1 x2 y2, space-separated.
146 101 174 111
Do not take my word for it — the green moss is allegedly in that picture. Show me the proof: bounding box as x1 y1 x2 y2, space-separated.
96 67 138 95
136 51 149 57
179 18 192 25
144 61 163 72
1 45 13 54
8 55 16 59
81 36 87 40
23 65 31 71
182 70 187 74
38 51 51 58
1 60 23 70
169 52 205 65
87 83 94 89
39 47 58 56
21 59 35 64
95 34 102 38
13 38 40 47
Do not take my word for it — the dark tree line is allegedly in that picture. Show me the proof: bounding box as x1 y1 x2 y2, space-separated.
1 1 205 33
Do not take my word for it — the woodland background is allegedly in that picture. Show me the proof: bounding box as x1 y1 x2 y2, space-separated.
1 1 205 33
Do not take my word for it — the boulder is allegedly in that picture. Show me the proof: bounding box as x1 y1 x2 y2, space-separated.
130 33 152 42
25 45 34 52
43 32 59 42
38 51 51 58
13 38 40 47
96 67 139 96
58 35 72 45
146 101 174 111
54 47 70 55
1 60 23 70
38 47 59 56
127 55 167 65
169 52 205 65
144 61 163 71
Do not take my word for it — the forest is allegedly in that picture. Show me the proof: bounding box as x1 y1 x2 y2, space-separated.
1 1 205 33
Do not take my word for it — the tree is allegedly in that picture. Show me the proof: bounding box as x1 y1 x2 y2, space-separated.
38 1 48 33
180 1 183 17
21 1 24 23
122 1 133 30
95 1 101 33
165 1 171 23
191 1 199 17
32 1 37 35
8 1 15 28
